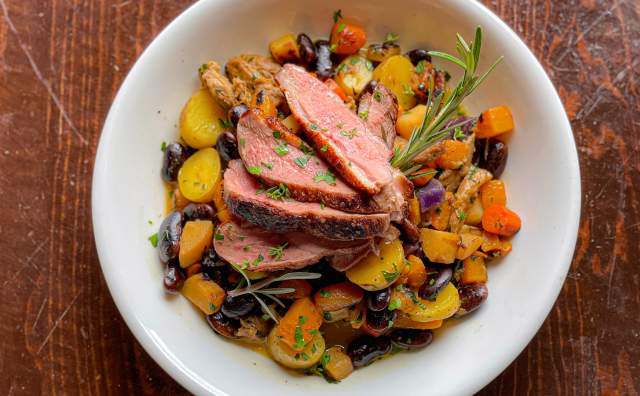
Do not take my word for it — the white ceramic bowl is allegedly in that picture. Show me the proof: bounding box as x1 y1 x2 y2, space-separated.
92 0 581 394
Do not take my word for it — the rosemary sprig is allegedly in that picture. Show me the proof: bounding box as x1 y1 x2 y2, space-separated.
228 267 321 322
391 27 503 171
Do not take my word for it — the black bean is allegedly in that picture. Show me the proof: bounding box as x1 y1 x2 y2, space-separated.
405 48 432 65
314 40 333 80
474 138 508 178
367 288 391 312
297 33 316 66
456 283 488 317
216 131 240 164
183 203 216 221
157 211 183 263
207 311 239 338
348 335 392 367
228 104 248 128
221 294 256 319
362 308 396 337
162 261 184 294
390 329 433 350
161 143 189 182
419 268 453 301
306 261 342 289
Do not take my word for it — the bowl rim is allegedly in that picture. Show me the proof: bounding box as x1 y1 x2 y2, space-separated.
92 0 581 394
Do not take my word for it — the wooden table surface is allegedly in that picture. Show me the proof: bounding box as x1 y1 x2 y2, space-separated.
1 0 638 394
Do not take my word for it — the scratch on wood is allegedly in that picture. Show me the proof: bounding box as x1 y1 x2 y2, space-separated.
32 297 48 331
2 236 50 287
37 291 81 355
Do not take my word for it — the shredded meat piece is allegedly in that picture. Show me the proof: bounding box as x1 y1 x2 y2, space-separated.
200 61 237 108
449 167 492 233
226 54 284 107
236 315 272 343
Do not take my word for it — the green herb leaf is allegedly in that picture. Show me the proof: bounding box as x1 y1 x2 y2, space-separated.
337 23 346 33
239 137 246 147
252 254 264 267
329 43 337 53
358 110 368 120
333 9 342 23
415 60 426 73
319 290 331 297
160 141 167 152
214 232 224 241
383 32 400 44
273 131 281 139
198 63 208 74
382 268 400 282
265 183 290 200
320 144 329 152
373 91 382 102
388 298 402 311
294 156 309 168
247 166 262 175
268 242 288 261
339 128 358 139
262 162 274 170
148 233 158 247
219 118 232 129
313 170 337 185
273 140 289 156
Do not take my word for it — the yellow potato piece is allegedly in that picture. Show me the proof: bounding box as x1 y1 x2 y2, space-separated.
392 283 460 322
324 346 354 381
180 88 228 149
267 328 325 370
396 105 426 140
334 55 374 97
346 239 406 291
178 148 221 203
456 233 483 260
179 220 213 267
372 55 416 110
181 273 225 315
420 228 460 264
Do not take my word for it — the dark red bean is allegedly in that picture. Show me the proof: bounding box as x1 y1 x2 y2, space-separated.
163 262 184 294
419 268 453 301
207 311 240 338
390 329 433 350
216 131 240 164
157 211 183 263
405 48 432 65
228 104 248 128
474 138 508 178
367 288 391 312
456 283 488 316
161 142 189 182
402 242 420 257
221 294 256 319
314 40 333 80
362 308 396 337
348 335 392 367
297 33 316 66
183 203 216 221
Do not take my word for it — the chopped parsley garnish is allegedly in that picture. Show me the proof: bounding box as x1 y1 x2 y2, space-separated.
268 242 288 261
293 316 306 349
160 141 167 152
243 245 251 252
262 162 274 170
214 232 224 241
388 298 402 311
337 63 347 74
382 266 400 282
294 156 309 168
320 202 326 210
415 60 426 73
365 60 374 71
402 83 414 96
299 143 315 156
337 23 346 33
329 43 337 53
350 57 360 65
336 121 345 128
198 63 208 74
358 110 369 120
313 170 337 185
148 233 158 247
208 302 217 312
340 128 358 139
383 32 400 44
310 123 319 130
265 183 290 200
320 144 329 152
456 209 466 221
252 254 264 267
453 126 466 140
239 137 246 147
247 166 262 175
273 131 281 139
319 290 331 297
273 140 289 156
373 91 382 102
218 118 232 129
333 9 342 23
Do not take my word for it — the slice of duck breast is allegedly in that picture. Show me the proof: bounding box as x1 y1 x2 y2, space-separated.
276 64 393 194
357 83 398 149
223 160 390 240
214 221 374 271
237 109 381 214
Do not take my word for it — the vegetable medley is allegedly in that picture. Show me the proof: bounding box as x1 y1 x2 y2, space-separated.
151 9 520 382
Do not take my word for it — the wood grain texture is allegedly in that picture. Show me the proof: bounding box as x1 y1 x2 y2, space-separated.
0 0 637 394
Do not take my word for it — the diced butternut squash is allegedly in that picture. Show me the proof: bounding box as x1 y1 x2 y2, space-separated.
462 255 488 284
394 313 443 330
436 140 469 169
281 114 301 134
396 104 426 140
179 220 213 267
324 346 354 381
420 228 460 264
269 33 300 64
465 197 484 225
410 166 436 187
276 297 323 352
456 232 484 260
429 192 453 231
408 197 421 226
480 180 507 209
279 279 312 299
346 239 406 291
476 105 514 138
172 187 190 211
178 148 221 203
460 225 483 236
184 262 202 278
482 204 521 236
405 255 427 288
251 90 277 118
181 273 225 315
481 231 502 253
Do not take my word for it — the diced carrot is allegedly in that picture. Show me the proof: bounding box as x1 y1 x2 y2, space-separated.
410 166 436 187
436 140 469 169
279 279 312 299
251 90 277 117
276 297 323 352
476 105 514 138
405 255 427 288
461 255 487 284
481 204 521 236
480 180 507 209
269 33 300 64
313 282 364 313
324 78 349 102
408 197 421 226
330 18 367 55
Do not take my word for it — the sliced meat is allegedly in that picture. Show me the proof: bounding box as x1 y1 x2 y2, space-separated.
237 109 384 214
372 169 414 222
223 160 390 240
214 221 374 271
357 84 398 149
226 54 284 107
328 242 373 272
200 61 238 108
276 64 393 194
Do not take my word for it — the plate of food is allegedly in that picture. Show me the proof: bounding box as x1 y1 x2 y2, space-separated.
92 0 581 394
